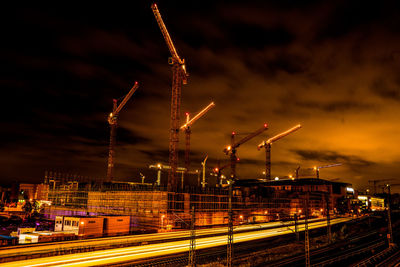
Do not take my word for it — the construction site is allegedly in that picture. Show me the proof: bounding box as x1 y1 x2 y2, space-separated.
40 3 359 233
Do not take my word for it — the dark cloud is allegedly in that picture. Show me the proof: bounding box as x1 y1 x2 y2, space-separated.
1 1 400 191
371 78 400 102
294 100 375 112
293 150 374 168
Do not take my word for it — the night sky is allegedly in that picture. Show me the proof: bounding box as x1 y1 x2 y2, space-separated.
2 1 400 191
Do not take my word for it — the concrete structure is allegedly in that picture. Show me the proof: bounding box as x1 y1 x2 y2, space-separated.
45 178 355 231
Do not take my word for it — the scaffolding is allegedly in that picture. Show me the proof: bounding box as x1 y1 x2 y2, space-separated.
43 172 334 231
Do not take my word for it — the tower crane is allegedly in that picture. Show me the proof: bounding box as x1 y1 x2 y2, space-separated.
223 123 268 266
223 123 269 180
181 102 215 173
152 3 189 192
257 124 301 180
106 82 139 182
213 160 239 186
311 163 342 179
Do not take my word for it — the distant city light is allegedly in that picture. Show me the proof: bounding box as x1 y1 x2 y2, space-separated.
346 187 354 193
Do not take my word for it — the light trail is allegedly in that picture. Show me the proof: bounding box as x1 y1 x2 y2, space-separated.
0 217 323 259
0 217 351 267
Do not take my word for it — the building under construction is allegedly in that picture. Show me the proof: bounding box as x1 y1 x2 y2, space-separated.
43 171 353 232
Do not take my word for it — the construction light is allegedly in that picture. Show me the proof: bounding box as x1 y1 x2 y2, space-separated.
313 166 317 170
232 132 236 135
274 177 279 181
214 168 219 173
80 221 84 225
157 163 162 169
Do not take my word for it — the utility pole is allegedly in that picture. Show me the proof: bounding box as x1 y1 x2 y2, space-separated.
189 205 196 267
305 193 310 267
386 184 393 246
223 123 268 267
227 177 233 267
325 193 332 243
294 213 299 242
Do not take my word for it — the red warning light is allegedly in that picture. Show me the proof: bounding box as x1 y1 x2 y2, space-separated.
236 157 240 162
232 131 236 135
264 123 268 128
185 112 189 116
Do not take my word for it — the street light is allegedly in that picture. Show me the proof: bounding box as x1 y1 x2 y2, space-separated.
201 155 208 189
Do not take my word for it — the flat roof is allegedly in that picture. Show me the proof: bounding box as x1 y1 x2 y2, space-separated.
234 178 351 187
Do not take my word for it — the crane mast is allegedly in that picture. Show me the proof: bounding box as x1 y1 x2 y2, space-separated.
152 3 188 192
181 102 215 172
258 124 301 180
106 82 139 182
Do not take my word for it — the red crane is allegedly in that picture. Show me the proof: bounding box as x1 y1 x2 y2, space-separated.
106 82 139 182
181 102 215 173
152 3 189 192
258 124 301 180
223 123 269 180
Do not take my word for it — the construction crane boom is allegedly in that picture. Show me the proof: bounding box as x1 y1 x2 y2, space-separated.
224 123 268 155
111 82 139 117
181 102 215 130
311 163 342 179
317 163 342 169
181 102 215 173
151 3 184 66
106 82 139 182
152 3 189 192
257 124 301 180
223 123 268 179
257 124 301 149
